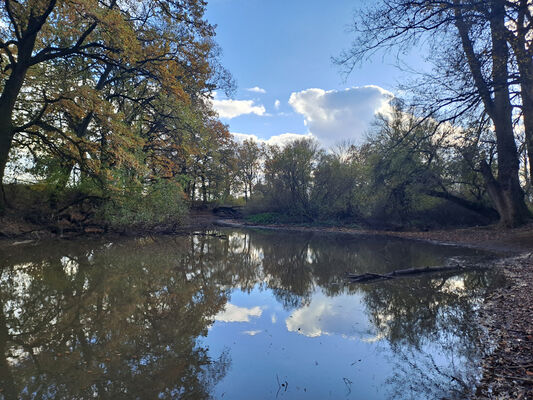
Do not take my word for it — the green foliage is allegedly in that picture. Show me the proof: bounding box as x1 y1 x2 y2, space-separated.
311 147 363 221
99 179 188 230
245 212 285 225
0 0 236 223
246 104 496 229
259 138 321 219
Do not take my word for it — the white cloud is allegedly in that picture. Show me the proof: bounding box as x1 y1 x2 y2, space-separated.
247 86 267 94
242 330 262 336
274 99 281 109
231 132 314 147
210 93 266 119
288 86 393 146
215 303 263 323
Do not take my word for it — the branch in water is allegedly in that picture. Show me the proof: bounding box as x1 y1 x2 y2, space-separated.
346 264 475 283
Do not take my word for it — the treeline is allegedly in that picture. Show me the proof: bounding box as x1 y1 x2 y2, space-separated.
0 0 235 229
235 103 526 229
2 0 532 232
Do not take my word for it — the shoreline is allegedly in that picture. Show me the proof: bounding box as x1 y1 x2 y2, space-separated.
215 218 533 254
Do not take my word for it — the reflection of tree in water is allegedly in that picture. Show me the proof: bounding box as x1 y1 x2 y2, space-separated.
360 272 502 399
0 238 231 399
237 230 501 399
0 230 502 400
254 233 315 310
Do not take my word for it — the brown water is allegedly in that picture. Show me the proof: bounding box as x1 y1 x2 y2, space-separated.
0 229 502 399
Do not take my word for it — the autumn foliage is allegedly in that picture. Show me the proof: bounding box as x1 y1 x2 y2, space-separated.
0 0 234 227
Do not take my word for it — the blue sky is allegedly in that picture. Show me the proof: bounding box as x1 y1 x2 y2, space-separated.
205 0 414 148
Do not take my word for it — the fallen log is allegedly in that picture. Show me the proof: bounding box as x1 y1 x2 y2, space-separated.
347 264 469 283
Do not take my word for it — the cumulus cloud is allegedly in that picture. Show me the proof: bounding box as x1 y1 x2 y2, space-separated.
288 85 393 146
247 86 267 94
274 99 281 109
231 132 314 147
210 93 266 119
215 304 263 323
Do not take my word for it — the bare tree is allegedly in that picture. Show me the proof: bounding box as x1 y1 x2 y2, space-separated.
336 0 532 227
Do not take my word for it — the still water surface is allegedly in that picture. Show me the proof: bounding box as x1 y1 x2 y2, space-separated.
0 229 501 399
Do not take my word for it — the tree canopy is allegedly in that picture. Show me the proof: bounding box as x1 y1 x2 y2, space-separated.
0 0 233 221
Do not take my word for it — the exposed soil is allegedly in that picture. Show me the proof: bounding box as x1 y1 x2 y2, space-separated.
216 219 533 252
474 254 533 399
0 209 220 240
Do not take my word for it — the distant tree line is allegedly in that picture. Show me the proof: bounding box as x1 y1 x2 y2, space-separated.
235 102 513 229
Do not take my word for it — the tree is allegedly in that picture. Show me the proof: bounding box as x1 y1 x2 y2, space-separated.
311 144 363 221
361 104 499 225
336 0 532 226
262 139 321 219
236 139 262 201
0 0 232 211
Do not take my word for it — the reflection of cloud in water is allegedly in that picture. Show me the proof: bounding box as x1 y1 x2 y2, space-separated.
215 303 263 323
285 292 379 341
271 313 277 324
228 232 264 263
242 330 262 336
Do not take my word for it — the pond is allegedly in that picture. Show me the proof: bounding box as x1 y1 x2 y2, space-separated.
0 229 502 399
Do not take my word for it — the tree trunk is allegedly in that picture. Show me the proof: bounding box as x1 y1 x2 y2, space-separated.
201 175 207 205
455 1 530 227
0 28 39 212
0 121 14 212
506 0 533 186
425 189 499 219
487 0 530 226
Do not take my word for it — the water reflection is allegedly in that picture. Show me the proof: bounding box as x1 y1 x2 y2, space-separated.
0 230 501 399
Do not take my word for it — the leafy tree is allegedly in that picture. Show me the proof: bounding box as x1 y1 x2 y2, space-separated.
236 139 262 202
311 145 362 221
261 139 321 219
0 0 232 213
360 105 498 225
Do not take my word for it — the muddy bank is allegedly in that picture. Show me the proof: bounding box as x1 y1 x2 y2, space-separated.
474 254 533 399
0 210 220 241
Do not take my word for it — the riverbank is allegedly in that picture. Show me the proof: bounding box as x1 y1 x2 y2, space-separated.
0 209 220 241
474 253 533 399
216 218 533 253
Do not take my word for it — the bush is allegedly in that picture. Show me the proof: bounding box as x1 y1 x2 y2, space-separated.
99 179 188 230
